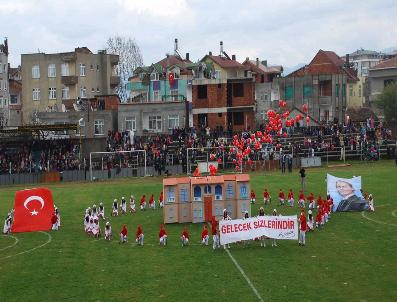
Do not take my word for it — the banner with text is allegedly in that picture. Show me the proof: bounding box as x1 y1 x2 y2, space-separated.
219 215 298 245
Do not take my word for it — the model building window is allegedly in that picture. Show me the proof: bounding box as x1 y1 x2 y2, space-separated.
197 85 207 99
194 186 202 200
167 187 175 202
215 185 222 199
239 184 248 199
226 184 234 198
204 185 211 194
233 83 244 97
180 188 188 203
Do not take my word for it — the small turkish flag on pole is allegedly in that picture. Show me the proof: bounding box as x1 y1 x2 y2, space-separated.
11 188 55 233
168 72 174 87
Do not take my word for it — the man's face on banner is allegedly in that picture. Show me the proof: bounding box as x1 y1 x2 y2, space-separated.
336 180 354 198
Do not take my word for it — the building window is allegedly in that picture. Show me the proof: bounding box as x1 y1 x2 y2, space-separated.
233 112 244 125
384 79 396 87
80 64 86 76
94 119 104 135
358 85 361 97
10 94 18 105
62 87 69 100
303 85 312 98
194 186 202 200
170 89 178 101
91 88 95 94
168 114 179 129
349 85 353 97
215 185 222 199
153 90 160 101
32 88 40 101
150 73 159 81
197 85 207 99
336 84 340 97
125 116 136 131
180 188 188 203
48 88 57 100
96 88 100 93
342 84 346 97
239 184 248 199
285 86 293 100
148 115 162 131
32 65 40 79
167 187 175 202
90 64 94 70
233 83 244 97
218 113 222 117
80 86 87 98
226 184 234 198
61 63 69 76
204 185 211 194
48 64 56 78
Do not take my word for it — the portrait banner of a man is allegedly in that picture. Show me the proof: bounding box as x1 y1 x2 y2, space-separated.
327 174 368 212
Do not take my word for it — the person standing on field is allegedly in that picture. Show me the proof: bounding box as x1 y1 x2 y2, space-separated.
299 167 306 191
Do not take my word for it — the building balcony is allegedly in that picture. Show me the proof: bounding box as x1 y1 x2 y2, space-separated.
61 76 78 86
110 76 120 86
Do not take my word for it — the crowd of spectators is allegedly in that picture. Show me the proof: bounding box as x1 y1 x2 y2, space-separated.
0 119 395 175
0 139 80 175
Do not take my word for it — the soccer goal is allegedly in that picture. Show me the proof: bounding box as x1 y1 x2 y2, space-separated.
89 150 147 181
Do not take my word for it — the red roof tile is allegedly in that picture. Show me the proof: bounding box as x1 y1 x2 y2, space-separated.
235 174 250 182
223 175 236 181
207 55 246 69
156 55 191 69
371 56 397 70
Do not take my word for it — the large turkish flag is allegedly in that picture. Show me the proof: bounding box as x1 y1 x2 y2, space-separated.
11 188 55 233
168 72 174 87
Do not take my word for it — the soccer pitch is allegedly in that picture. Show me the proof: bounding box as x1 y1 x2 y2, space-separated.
1 161 396 302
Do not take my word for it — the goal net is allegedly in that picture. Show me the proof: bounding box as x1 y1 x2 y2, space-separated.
89 150 147 181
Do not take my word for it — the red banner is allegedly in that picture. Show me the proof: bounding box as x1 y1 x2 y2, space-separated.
11 188 55 233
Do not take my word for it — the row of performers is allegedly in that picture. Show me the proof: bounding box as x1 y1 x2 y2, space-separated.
83 204 332 248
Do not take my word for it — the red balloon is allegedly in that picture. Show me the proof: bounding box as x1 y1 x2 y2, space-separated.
282 101 286 108
306 116 310 124
278 100 283 107
295 116 300 122
217 157 222 164
302 103 308 112
283 132 287 138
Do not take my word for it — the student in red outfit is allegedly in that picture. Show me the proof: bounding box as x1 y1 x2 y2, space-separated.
149 194 155 210
159 191 164 208
140 195 146 211
287 189 294 207
308 193 315 209
51 212 58 230
136 224 144 246
299 210 307 246
119 224 128 243
211 216 219 250
201 224 209 246
278 189 285 206
298 190 305 208
159 224 168 246
263 189 271 205
250 189 256 204
180 226 189 247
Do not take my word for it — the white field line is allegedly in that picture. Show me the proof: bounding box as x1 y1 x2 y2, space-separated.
225 248 265 302
361 204 397 227
391 209 397 218
0 235 19 251
0 231 52 260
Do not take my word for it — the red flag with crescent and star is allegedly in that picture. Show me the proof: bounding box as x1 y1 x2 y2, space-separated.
11 188 55 233
168 72 174 87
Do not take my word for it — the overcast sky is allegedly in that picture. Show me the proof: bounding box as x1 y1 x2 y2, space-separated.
1 0 397 68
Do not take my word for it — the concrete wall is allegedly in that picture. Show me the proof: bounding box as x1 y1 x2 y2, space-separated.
368 68 397 104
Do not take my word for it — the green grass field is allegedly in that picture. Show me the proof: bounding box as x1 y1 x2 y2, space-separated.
1 161 396 302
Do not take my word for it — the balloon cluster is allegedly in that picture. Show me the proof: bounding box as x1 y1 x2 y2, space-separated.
191 101 310 175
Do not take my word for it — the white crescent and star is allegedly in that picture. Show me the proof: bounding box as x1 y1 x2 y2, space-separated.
23 195 45 216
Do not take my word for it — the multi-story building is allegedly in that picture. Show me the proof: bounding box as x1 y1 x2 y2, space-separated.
242 58 283 126
0 39 9 127
122 39 193 136
341 49 390 107
8 65 22 126
21 47 119 124
367 56 397 106
192 42 255 134
277 50 358 123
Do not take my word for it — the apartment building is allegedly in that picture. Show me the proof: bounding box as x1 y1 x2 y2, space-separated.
21 47 119 124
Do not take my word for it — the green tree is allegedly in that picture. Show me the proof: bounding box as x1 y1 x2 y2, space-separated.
376 82 397 123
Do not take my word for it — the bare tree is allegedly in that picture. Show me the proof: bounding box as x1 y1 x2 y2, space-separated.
106 36 144 102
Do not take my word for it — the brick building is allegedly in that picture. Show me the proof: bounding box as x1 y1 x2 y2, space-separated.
192 43 255 134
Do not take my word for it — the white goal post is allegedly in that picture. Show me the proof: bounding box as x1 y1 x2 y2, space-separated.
89 150 147 181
